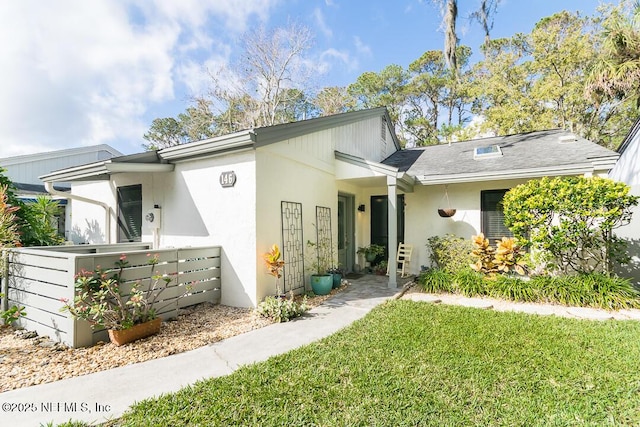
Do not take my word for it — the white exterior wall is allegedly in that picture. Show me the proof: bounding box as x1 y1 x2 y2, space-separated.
402 179 531 275
334 116 397 162
69 181 116 244
610 136 640 286
153 152 258 308
69 152 258 307
255 143 338 302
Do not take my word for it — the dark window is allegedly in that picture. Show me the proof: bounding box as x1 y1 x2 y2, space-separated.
117 184 142 243
481 189 513 243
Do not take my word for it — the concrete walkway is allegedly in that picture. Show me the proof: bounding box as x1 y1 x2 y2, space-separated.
2 274 639 426
0 276 402 426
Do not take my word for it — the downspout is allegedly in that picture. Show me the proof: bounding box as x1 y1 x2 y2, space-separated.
44 181 112 244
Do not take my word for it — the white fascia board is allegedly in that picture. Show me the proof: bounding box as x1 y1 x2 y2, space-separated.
335 151 398 176
417 164 597 185
39 161 110 182
159 131 254 161
104 163 174 173
40 161 174 182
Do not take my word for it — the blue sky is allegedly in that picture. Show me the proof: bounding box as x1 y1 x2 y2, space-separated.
0 0 604 158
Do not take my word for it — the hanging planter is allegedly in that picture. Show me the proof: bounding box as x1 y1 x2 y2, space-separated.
437 208 457 218
437 185 456 218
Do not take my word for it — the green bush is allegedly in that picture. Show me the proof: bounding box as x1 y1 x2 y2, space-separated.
503 176 639 275
256 294 309 323
426 234 473 272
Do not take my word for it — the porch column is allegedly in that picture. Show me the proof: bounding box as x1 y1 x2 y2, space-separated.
387 176 397 289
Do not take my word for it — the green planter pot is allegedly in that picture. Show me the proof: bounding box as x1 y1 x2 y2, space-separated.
310 274 333 295
330 273 342 288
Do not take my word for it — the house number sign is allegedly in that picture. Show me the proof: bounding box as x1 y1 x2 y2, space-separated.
219 171 236 188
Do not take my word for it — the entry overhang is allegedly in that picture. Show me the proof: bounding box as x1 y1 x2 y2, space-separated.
335 151 414 192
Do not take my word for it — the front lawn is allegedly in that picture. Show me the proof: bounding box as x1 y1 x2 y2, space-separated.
112 300 640 426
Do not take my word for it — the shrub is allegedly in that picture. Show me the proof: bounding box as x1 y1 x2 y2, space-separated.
257 293 309 323
418 268 454 293
503 176 639 275
470 233 526 276
426 234 473 272
531 274 640 309
452 268 485 296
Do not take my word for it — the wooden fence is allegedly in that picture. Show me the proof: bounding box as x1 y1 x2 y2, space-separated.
1 243 221 347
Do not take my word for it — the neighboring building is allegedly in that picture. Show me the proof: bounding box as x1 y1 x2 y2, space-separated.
0 144 122 239
40 108 619 308
609 118 640 286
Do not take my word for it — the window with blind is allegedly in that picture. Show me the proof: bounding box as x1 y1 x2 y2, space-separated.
117 184 142 243
481 189 513 243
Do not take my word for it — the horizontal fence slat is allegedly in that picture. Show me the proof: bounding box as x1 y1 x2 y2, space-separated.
9 277 70 300
118 261 178 282
178 268 220 285
15 304 68 330
179 289 221 308
9 252 71 271
178 246 220 259
10 264 72 287
179 257 219 271
16 317 69 343
8 289 68 314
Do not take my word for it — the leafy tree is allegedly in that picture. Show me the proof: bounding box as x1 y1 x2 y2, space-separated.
142 117 188 150
587 1 640 106
503 176 639 276
313 86 356 116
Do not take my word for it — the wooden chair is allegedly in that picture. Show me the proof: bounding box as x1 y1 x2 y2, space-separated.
388 243 413 277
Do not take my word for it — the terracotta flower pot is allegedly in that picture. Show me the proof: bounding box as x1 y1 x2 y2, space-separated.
108 318 162 346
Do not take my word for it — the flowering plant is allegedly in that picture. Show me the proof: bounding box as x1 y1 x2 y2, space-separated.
61 253 183 330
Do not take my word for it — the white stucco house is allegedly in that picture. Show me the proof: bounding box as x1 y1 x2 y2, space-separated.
40 108 620 307
609 117 640 285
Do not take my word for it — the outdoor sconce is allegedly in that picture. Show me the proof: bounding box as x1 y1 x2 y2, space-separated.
358 204 366 212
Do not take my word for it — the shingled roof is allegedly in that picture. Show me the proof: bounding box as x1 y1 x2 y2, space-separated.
382 129 618 185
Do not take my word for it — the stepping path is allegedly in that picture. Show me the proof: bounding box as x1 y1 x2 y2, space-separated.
404 291 640 321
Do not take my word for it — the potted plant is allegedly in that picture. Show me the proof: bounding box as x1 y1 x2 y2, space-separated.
357 244 385 263
60 253 188 346
374 260 388 275
327 266 343 288
306 238 333 295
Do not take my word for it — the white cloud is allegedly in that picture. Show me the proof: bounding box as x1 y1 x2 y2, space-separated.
353 36 372 57
0 0 280 157
320 48 358 73
313 8 333 38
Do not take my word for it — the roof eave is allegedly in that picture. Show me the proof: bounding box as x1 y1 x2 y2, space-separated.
159 131 254 162
416 163 608 185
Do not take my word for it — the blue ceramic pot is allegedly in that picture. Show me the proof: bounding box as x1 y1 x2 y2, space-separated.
310 274 333 295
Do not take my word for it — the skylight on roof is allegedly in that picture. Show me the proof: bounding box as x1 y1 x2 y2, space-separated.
474 145 502 160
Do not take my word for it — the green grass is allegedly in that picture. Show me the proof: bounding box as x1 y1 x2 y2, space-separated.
111 301 640 426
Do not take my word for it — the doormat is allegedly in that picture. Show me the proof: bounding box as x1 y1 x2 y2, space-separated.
345 273 364 279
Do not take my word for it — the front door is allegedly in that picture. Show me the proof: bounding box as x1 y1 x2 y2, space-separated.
370 194 405 260
337 194 355 272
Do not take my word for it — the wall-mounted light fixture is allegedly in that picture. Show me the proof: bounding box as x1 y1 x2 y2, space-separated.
357 204 366 212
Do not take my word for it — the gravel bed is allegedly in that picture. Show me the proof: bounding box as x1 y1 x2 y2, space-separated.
0 285 345 393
